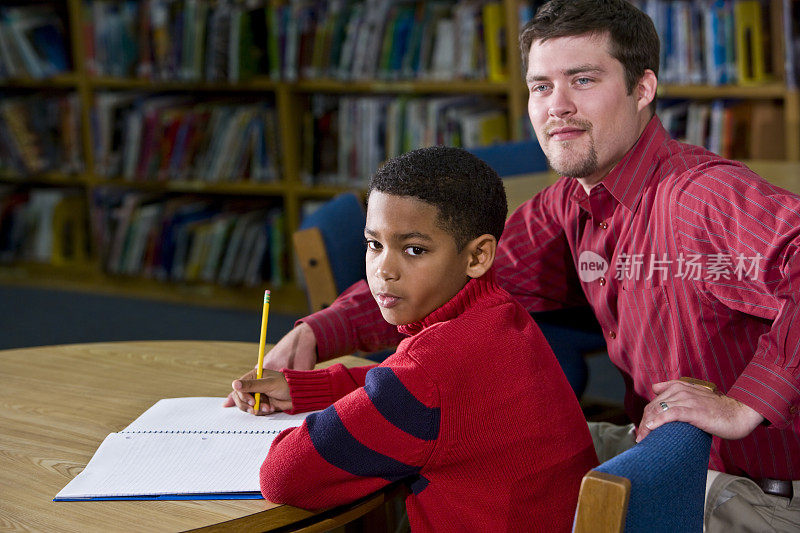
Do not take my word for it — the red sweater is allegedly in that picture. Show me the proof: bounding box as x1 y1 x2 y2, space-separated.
261 270 597 532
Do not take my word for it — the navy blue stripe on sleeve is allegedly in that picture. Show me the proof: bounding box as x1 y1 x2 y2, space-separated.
306 407 420 482
363 367 440 441
409 475 430 495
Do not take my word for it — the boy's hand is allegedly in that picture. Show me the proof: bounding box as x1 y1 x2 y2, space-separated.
223 368 293 415
263 323 318 371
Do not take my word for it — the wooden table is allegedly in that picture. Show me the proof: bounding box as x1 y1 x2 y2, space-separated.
0 340 387 532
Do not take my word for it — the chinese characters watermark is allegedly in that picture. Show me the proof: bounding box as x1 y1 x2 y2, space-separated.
578 251 763 283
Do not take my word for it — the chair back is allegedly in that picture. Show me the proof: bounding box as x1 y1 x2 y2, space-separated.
293 193 366 312
573 421 712 533
467 139 548 177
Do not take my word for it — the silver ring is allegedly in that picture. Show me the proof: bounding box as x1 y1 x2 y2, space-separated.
660 401 669 412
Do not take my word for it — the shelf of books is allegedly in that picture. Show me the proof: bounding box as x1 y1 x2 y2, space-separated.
640 0 800 161
0 0 798 313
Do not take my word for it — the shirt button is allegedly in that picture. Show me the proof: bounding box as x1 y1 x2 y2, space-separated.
599 221 608 230
790 406 799 415
598 277 606 286
608 331 616 339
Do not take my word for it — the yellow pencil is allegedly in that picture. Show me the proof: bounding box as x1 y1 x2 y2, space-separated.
254 290 271 413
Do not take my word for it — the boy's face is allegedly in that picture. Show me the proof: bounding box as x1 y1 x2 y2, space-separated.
525 32 652 188
364 191 472 326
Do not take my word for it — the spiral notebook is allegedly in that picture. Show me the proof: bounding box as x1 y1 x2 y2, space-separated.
54 397 315 501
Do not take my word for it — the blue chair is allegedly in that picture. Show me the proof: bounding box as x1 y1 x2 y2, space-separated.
573 421 713 533
466 139 548 177
529 307 606 398
293 192 366 312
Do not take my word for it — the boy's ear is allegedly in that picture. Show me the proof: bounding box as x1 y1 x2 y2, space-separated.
464 234 497 278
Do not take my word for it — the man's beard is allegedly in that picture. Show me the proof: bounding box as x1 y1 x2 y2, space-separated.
542 120 598 178
548 140 599 179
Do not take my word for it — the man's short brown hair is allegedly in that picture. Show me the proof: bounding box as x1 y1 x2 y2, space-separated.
519 0 660 97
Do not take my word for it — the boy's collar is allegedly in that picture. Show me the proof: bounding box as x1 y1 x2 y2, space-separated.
398 268 500 336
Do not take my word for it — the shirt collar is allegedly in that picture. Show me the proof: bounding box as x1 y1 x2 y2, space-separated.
569 115 669 214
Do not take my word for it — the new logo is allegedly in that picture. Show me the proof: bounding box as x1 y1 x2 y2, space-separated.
578 250 608 282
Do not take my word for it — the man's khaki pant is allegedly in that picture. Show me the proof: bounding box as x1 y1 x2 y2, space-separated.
588 422 800 533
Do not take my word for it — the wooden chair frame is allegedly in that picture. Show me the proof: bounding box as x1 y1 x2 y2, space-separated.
293 226 339 312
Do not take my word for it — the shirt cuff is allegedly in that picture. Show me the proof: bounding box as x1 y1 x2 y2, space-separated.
297 311 350 362
283 368 337 414
728 359 800 430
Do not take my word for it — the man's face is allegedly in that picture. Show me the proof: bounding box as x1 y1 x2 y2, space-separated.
525 32 650 188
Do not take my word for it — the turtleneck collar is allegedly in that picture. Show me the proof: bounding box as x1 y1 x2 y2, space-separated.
397 268 503 337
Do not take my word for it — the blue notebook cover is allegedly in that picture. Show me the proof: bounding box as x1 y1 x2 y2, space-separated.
55 491 263 501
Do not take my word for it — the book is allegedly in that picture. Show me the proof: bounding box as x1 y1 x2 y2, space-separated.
782 0 796 89
483 2 507 82
734 0 767 84
51 195 89 267
707 99 725 156
106 191 147 273
26 189 66 263
429 17 456 80
2 7 56 79
454 1 480 79
458 107 509 148
704 0 733 85
121 202 163 275
686 101 711 148
54 397 315 501
749 100 785 159
0 188 29 262
0 98 46 173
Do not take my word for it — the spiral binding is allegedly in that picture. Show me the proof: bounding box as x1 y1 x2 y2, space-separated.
122 430 280 434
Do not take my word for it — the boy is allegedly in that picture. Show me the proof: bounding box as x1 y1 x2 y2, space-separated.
229 146 597 531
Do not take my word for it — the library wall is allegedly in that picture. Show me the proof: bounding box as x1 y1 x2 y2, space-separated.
0 0 798 312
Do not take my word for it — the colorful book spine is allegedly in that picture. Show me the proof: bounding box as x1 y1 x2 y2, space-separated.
482 2 507 83
734 0 767 84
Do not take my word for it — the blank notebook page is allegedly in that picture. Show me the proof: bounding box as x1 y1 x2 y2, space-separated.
55 397 315 500
122 397 310 434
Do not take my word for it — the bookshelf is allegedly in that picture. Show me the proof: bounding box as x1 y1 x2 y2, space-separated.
639 0 800 161
0 0 798 314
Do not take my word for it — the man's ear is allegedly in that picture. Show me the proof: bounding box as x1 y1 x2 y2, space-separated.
636 69 657 112
464 234 497 279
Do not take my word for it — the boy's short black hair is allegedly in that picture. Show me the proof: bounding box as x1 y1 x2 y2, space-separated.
368 146 507 251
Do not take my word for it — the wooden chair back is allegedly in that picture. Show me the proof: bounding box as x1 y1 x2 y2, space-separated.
293 227 339 312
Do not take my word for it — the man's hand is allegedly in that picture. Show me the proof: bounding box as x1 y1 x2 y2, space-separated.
636 379 764 442
262 322 318 371
223 368 293 415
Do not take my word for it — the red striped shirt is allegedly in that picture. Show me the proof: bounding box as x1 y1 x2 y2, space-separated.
304 117 800 480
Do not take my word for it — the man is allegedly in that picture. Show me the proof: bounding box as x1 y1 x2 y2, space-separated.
232 0 800 529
